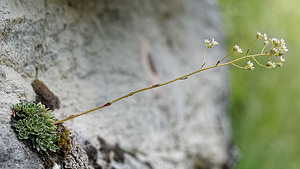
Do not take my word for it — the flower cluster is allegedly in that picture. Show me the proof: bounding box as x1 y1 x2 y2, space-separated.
246 32 288 70
268 38 288 56
257 32 288 68
204 38 219 48
13 102 59 155
218 32 289 71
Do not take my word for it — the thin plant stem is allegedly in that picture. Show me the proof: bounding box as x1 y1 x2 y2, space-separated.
201 48 209 68
261 45 268 54
217 51 234 66
246 39 257 56
54 53 266 125
267 55 273 62
231 63 246 69
252 56 268 68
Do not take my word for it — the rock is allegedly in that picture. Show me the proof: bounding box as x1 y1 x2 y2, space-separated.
0 0 236 168
0 66 42 168
63 128 91 169
0 123 44 169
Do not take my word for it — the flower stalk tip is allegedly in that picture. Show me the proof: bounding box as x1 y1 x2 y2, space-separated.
233 45 243 53
205 38 219 48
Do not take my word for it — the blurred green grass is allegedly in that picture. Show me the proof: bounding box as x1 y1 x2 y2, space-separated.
219 0 300 168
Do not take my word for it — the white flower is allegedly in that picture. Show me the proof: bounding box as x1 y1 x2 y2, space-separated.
256 32 262 39
262 33 268 40
270 38 280 46
264 41 269 46
276 56 285 67
266 61 276 68
278 48 287 54
283 47 288 52
276 44 288 56
280 45 288 52
279 56 285 62
205 38 219 48
211 38 219 46
246 60 255 70
204 39 210 45
233 45 243 53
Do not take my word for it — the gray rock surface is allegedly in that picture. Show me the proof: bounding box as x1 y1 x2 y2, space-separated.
0 66 43 169
0 123 44 169
0 0 236 168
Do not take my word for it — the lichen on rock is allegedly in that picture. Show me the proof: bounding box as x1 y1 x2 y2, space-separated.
62 128 91 169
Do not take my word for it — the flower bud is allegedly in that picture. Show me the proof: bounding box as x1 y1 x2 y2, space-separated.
264 41 269 46
256 32 262 39
276 62 283 67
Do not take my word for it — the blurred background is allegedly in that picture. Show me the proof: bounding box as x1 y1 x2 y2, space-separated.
219 0 300 168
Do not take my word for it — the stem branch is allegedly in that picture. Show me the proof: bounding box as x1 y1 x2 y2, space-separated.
54 53 265 124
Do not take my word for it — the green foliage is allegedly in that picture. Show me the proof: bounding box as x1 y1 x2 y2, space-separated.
219 0 300 168
13 102 60 155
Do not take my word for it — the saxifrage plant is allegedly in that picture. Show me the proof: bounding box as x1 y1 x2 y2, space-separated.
12 32 288 156
13 102 60 155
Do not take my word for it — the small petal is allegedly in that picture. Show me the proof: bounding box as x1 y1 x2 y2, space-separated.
280 38 285 45
204 39 210 44
262 33 268 40
211 38 219 46
281 45 288 52
271 48 278 54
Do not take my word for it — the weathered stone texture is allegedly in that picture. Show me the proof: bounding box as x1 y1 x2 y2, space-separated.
0 0 236 168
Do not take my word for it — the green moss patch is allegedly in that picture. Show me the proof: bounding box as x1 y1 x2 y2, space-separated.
56 124 71 160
